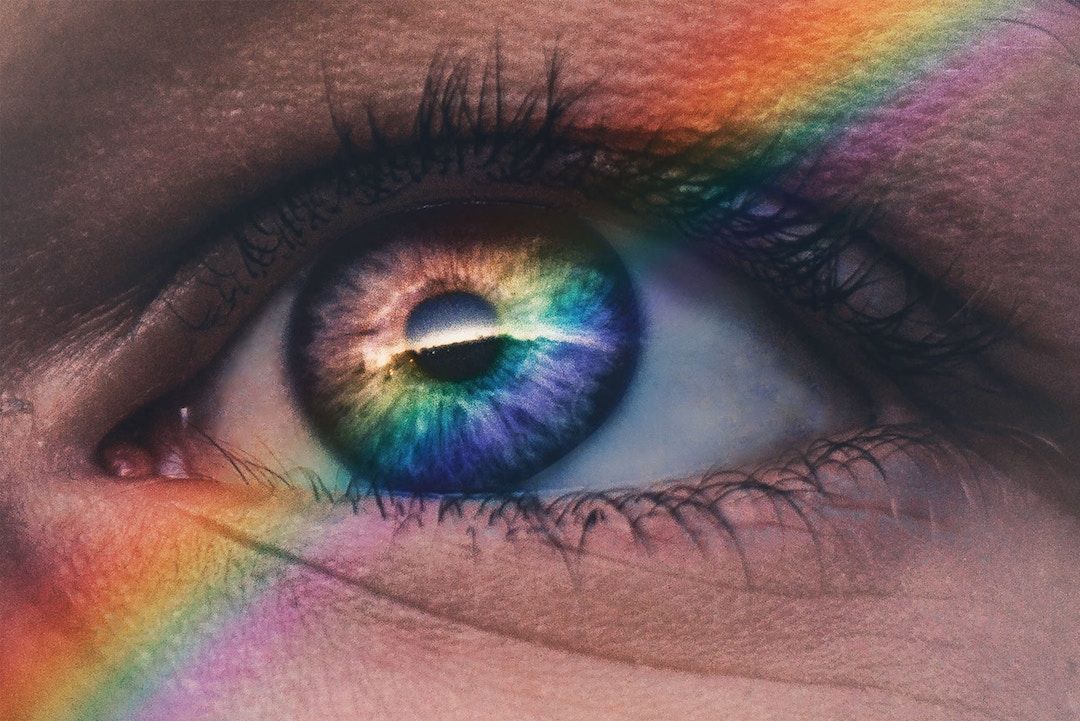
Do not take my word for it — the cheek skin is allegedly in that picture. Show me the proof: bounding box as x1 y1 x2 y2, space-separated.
3 459 1078 721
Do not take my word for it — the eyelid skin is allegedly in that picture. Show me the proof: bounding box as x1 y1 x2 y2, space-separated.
0 0 1026 370
7 1 1075 461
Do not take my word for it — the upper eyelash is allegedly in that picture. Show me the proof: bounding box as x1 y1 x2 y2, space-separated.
696 189 1007 378
174 45 1003 391
175 47 786 330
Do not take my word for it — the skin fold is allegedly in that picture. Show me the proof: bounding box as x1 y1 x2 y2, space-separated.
1 2 1078 720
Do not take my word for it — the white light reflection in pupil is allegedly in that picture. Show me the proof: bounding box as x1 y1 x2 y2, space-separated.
405 291 502 381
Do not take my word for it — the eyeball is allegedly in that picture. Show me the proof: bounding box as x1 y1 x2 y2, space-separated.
180 202 867 499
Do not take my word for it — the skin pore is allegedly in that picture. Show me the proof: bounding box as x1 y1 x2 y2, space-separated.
1 2 1079 720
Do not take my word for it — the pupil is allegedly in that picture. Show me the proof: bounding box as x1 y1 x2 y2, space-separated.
414 337 503 381
405 291 502 381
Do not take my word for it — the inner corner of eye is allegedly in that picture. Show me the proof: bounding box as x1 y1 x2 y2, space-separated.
96 201 869 499
95 398 196 481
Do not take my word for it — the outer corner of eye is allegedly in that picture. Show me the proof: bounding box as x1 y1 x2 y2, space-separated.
96 199 870 502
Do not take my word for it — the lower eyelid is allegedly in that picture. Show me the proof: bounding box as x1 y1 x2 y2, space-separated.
9 450 1037 721
103 421 987 578
46 430 976 679
13 419 1049 714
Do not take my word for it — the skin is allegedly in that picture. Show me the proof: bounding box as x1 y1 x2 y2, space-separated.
1 2 1079 720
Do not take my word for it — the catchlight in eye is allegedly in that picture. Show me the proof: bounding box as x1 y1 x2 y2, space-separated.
405 291 502 381
287 204 642 494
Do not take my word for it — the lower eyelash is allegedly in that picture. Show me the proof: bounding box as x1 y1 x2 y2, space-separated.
100 404 1076 594
172 421 951 552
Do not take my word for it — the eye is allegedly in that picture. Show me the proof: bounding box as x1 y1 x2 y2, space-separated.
98 191 872 500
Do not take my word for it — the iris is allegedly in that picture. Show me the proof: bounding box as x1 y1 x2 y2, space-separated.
288 204 641 493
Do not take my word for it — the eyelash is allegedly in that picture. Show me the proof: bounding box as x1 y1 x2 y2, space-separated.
185 420 938 552
106 47 1017 550
178 48 1003 381
173 416 1066 579
701 192 1005 379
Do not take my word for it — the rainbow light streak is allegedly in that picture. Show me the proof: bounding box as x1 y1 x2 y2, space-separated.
1 3 1024 719
1 485 305 721
653 0 1019 156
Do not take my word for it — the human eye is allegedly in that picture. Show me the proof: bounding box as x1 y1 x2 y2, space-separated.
3 4 1079 721
91 58 941 523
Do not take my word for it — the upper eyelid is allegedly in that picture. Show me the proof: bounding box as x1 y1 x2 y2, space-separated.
160 53 794 332
152 61 1005 400
7 54 795 451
